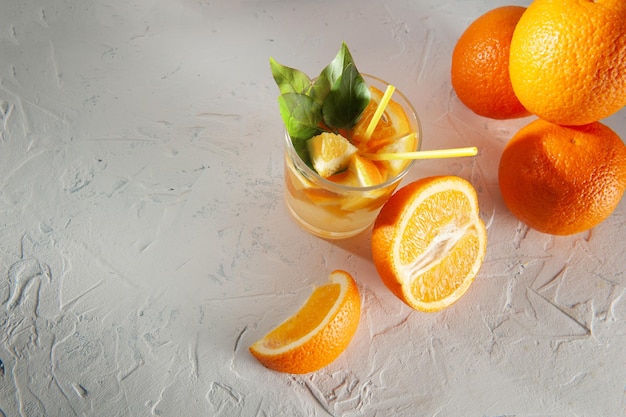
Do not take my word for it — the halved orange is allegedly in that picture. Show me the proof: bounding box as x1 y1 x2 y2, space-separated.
249 270 361 374
372 176 487 312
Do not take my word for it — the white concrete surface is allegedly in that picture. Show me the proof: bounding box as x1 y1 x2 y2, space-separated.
0 0 625 416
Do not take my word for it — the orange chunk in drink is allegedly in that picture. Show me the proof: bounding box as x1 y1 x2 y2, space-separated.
351 86 413 155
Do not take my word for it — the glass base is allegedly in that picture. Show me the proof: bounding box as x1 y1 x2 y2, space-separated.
285 197 373 240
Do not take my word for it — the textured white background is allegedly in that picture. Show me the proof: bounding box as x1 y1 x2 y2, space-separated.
1 0 625 416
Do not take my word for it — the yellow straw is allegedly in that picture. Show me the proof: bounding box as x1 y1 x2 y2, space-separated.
364 146 478 161
364 84 396 140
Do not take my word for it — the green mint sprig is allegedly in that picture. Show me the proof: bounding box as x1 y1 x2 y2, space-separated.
270 42 371 165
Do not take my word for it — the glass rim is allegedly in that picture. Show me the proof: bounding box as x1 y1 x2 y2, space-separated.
284 73 422 193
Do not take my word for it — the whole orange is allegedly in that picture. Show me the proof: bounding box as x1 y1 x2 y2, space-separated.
509 0 626 126
498 119 626 236
451 6 530 120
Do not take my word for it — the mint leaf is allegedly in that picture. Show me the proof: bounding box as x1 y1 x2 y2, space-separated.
270 57 312 95
309 76 331 106
278 93 322 140
292 134 311 167
270 42 372 172
322 63 370 129
278 93 322 167
310 42 350 105
321 42 351 85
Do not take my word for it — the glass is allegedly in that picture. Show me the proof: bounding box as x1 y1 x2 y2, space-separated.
283 74 421 239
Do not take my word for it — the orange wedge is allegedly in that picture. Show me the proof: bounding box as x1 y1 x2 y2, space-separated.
372 176 487 312
351 86 412 153
249 270 361 374
349 154 384 186
327 154 383 187
375 133 418 176
308 132 357 178
333 155 387 210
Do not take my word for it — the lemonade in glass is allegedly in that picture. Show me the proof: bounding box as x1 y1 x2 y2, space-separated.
273 44 421 239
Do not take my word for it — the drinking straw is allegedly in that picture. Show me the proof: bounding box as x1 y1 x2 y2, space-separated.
364 146 478 160
361 84 478 161
364 84 396 140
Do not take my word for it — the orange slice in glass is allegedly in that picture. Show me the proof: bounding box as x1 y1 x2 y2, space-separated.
308 132 357 178
351 86 412 154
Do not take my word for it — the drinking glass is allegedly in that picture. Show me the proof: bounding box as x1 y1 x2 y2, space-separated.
283 74 421 239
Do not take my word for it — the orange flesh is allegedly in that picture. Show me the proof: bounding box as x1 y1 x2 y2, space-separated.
399 189 477 302
409 231 481 302
325 85 414 186
400 190 471 261
261 283 340 349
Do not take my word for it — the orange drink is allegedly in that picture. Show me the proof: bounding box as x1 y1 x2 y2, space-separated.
283 74 421 239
